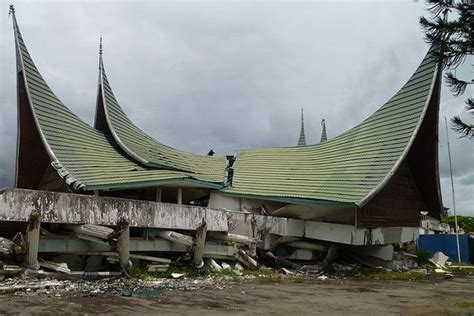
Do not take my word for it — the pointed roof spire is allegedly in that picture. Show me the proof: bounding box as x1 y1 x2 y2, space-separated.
98 36 103 69
320 119 327 143
99 36 103 56
8 4 15 16
297 108 306 146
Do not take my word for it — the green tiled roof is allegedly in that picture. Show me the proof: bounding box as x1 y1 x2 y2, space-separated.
224 50 439 206
12 14 223 191
98 59 227 184
12 10 440 207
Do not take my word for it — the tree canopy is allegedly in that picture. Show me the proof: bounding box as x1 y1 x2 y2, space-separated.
419 0 474 138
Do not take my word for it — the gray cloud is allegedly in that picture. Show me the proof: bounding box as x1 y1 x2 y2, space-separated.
0 1 472 215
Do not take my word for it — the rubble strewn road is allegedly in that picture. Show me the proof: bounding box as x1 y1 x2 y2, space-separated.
0 275 473 315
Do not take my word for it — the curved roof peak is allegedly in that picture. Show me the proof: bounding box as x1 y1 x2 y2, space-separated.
95 55 226 183
11 10 223 191
225 48 442 208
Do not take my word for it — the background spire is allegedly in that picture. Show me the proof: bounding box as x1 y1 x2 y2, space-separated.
99 36 103 56
8 4 15 16
320 119 327 143
297 108 306 146
98 36 103 70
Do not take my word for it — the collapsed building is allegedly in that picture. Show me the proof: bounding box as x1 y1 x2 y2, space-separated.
1 7 444 273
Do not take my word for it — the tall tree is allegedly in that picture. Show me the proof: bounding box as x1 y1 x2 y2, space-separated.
419 0 473 138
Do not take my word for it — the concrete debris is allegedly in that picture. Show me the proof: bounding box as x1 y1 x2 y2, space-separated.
429 252 450 270
0 265 23 277
280 267 293 275
0 237 15 256
0 280 63 294
264 251 300 270
38 259 71 274
384 252 418 271
332 263 355 273
233 263 244 276
221 262 231 271
171 273 184 279
63 224 114 244
235 250 258 270
210 232 257 246
317 275 328 280
147 264 169 273
155 230 193 247
301 264 322 274
208 259 222 272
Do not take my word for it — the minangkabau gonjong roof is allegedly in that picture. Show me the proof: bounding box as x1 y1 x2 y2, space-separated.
10 8 442 213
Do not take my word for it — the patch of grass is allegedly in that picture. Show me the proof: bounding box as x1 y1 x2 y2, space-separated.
290 276 305 283
208 269 238 277
416 250 432 265
456 301 474 309
420 263 435 273
242 268 282 284
363 270 425 281
242 268 277 277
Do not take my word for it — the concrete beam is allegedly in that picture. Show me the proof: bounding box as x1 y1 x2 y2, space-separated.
37 237 238 259
0 188 227 231
304 221 419 245
226 211 304 237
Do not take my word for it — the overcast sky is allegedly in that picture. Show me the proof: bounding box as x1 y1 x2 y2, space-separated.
0 0 472 215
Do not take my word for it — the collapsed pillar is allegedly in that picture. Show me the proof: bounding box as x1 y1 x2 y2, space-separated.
116 217 130 273
24 209 41 270
192 219 207 268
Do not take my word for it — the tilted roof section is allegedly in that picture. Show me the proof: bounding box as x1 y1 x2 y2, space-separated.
224 49 439 206
11 12 222 191
97 59 227 184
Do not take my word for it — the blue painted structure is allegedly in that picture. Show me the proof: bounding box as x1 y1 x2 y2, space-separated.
418 234 472 263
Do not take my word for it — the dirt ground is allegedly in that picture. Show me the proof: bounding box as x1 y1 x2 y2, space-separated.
0 276 473 315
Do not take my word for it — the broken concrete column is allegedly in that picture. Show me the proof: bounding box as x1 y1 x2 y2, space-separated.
63 224 114 244
192 220 207 268
235 249 258 270
210 232 256 246
156 230 193 247
116 217 130 273
24 210 41 270
321 244 337 270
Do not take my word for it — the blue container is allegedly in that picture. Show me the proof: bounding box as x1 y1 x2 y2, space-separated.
418 234 471 263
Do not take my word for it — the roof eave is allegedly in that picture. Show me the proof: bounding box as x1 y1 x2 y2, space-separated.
356 57 440 208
